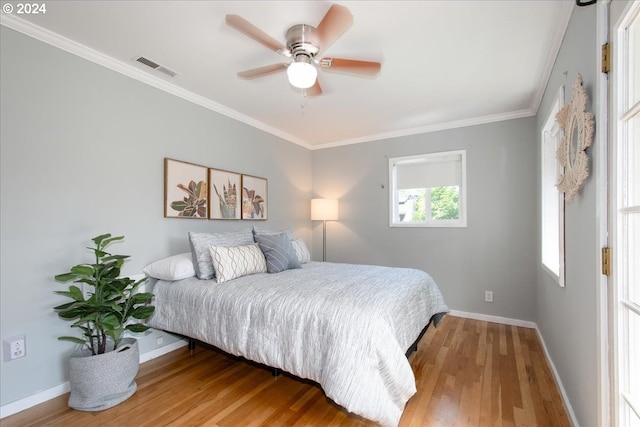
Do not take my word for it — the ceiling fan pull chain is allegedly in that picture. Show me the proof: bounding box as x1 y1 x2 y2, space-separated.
300 91 307 115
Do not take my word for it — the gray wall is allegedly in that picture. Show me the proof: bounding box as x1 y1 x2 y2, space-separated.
535 5 598 427
312 118 538 320
0 5 606 424
0 27 312 406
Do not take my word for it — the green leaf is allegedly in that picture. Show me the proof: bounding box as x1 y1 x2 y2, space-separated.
92 233 112 246
52 301 77 310
74 278 97 287
70 265 94 276
57 308 85 319
55 272 77 282
110 303 124 313
67 285 84 301
131 293 154 304
79 313 98 322
53 286 84 301
131 305 155 319
101 235 124 247
102 255 129 262
126 324 150 333
101 314 121 329
58 336 86 345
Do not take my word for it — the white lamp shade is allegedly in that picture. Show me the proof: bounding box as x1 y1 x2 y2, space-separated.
287 62 318 89
311 199 339 221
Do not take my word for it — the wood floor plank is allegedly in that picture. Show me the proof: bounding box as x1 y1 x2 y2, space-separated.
512 325 536 426
479 337 494 426
1 316 571 427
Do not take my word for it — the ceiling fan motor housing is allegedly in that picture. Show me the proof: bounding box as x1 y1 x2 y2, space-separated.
286 24 320 61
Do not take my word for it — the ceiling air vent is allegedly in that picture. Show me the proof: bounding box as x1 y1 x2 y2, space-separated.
156 66 176 78
135 56 177 78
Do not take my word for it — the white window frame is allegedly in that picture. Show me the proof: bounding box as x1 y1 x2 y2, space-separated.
389 150 467 228
540 86 565 287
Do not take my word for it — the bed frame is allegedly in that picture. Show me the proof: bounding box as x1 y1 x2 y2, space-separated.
175 319 432 378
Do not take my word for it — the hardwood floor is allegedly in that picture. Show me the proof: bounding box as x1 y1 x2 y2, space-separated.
1 316 571 426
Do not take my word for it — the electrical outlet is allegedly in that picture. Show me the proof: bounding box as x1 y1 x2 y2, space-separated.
3 334 26 361
484 291 494 303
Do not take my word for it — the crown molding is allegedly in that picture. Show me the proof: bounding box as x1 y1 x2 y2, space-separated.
311 108 535 150
0 14 311 149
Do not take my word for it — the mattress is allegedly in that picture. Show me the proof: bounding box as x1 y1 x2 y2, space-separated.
147 261 449 426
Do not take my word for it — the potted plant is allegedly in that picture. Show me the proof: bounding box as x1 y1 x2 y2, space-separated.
54 233 155 411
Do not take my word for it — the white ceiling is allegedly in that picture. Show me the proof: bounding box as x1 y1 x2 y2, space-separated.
1 1 574 149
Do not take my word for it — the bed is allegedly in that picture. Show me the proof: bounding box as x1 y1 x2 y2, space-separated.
146 258 448 427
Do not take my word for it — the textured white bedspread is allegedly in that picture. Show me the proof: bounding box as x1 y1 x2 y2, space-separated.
148 262 449 426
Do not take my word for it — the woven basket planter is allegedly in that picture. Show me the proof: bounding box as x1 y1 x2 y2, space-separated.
68 338 139 411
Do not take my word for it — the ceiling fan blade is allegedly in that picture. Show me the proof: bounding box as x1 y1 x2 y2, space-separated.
237 63 288 79
319 58 381 76
304 80 323 97
226 14 285 53
316 4 353 54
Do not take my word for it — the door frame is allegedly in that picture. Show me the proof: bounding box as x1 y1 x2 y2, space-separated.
608 2 640 425
595 1 611 426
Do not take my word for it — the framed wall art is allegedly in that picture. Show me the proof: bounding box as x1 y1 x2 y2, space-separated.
209 168 241 220
241 174 268 220
164 158 208 219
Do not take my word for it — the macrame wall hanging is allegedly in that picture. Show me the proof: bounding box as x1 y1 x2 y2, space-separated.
555 74 595 203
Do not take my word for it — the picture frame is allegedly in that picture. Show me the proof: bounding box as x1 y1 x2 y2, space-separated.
164 158 208 219
209 168 241 220
241 174 268 220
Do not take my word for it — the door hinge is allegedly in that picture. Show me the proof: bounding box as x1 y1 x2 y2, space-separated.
602 247 611 276
602 43 611 74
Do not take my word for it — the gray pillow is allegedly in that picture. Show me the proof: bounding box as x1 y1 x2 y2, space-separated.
252 226 293 240
189 229 254 279
254 231 301 273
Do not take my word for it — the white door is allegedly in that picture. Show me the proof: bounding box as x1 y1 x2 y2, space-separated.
612 2 640 425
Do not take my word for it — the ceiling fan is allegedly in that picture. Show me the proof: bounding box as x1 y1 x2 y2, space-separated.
226 4 381 96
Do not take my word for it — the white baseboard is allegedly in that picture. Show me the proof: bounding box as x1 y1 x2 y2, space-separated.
0 340 187 419
139 339 187 363
450 309 578 427
534 328 579 427
0 382 70 419
449 310 537 328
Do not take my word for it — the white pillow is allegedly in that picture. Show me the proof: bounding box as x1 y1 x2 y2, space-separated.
209 243 267 284
291 239 311 264
142 253 195 281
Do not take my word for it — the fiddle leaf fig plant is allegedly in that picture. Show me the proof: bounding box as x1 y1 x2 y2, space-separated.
54 233 155 355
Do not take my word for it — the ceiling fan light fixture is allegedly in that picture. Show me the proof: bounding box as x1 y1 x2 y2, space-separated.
287 59 317 89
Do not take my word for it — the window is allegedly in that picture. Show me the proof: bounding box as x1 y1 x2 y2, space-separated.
389 150 466 227
541 87 565 287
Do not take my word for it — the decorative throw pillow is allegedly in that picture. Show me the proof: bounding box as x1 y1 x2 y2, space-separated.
189 229 254 280
208 244 267 284
142 252 195 281
291 239 311 264
254 231 301 273
252 227 294 240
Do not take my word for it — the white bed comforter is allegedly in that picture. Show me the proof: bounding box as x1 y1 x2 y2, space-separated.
148 262 449 427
